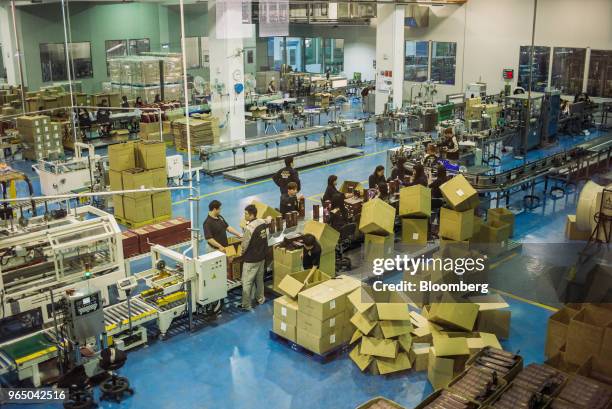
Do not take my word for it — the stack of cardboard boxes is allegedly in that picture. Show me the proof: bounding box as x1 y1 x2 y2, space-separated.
16 115 64 160
109 140 171 225
171 117 220 150
273 273 361 354
348 287 415 375
360 198 397 265
399 185 431 247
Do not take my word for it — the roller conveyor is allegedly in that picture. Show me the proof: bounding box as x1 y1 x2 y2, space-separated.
103 298 158 336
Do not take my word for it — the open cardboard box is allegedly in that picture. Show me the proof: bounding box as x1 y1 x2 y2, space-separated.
303 220 340 253
577 355 612 389
566 305 612 366
278 268 331 299
487 207 515 236
545 306 580 358
429 301 480 332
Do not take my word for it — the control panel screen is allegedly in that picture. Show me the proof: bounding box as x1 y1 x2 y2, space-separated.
74 293 101 316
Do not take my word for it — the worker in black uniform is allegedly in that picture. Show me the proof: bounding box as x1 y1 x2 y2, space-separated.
422 144 439 168
408 164 428 187
203 200 242 252
240 205 269 311
328 193 348 231
429 164 451 229
301 234 321 270
273 156 301 194
441 127 459 156
389 157 409 184
279 182 300 216
323 175 352 204
368 165 386 189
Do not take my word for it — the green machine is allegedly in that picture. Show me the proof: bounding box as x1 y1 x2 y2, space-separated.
437 103 454 122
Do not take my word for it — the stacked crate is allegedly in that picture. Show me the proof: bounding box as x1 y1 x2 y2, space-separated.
109 140 171 226
17 115 64 160
398 185 431 247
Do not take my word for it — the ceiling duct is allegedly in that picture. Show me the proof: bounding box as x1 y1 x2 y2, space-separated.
404 4 429 28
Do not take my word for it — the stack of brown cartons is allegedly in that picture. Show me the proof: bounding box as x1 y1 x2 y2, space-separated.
359 198 397 263
171 117 220 150
399 185 431 247
303 220 340 277
17 115 64 160
109 140 170 225
347 286 415 375
138 121 162 141
439 174 478 243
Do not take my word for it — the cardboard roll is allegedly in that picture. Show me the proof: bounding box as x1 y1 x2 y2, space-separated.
576 181 612 236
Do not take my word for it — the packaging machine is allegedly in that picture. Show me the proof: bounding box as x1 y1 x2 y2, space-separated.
0 205 125 323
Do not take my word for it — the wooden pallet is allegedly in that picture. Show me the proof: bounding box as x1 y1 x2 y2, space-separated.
268 331 349 363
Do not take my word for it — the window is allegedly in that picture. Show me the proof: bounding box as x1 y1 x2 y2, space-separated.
430 41 456 85
404 41 429 82
286 37 303 72
587 50 612 98
551 47 586 95
69 42 93 79
128 38 150 56
518 46 550 92
305 37 323 74
324 38 344 74
40 42 92 82
184 37 200 69
246 49 254 65
267 37 285 71
105 40 127 76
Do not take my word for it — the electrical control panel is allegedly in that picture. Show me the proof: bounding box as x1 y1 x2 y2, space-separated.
195 251 227 307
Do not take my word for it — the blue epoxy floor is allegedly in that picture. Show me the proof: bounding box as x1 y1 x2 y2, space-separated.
7 109 610 408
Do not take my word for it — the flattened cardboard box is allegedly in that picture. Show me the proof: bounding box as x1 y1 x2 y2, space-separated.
429 302 479 332
273 317 297 342
273 296 298 326
278 268 331 299
298 284 345 321
399 185 431 217
379 320 413 339
376 352 412 375
360 336 398 359
351 312 377 335
376 303 411 321
350 345 374 372
297 327 343 355
297 310 345 337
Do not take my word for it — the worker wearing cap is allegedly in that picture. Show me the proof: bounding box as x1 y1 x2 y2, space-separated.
240 204 269 311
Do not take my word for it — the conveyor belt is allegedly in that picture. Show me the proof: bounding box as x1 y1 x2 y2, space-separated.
223 146 364 183
104 298 158 335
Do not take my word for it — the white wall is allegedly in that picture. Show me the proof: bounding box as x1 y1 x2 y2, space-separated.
403 0 612 101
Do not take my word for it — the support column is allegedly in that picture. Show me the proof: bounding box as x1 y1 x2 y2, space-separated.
375 4 404 115
208 0 247 143
0 3 21 86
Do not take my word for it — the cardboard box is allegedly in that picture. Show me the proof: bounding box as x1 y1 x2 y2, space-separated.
303 220 340 253
439 207 475 241
475 309 511 340
566 305 612 365
123 195 153 222
376 352 412 375
428 339 470 390
480 219 512 243
340 180 365 195
108 141 136 172
429 302 479 332
351 312 377 335
488 208 515 236
273 317 297 342
122 168 154 199
440 174 479 212
565 214 591 241
438 239 470 259
545 306 580 358
577 356 612 388
297 327 343 354
364 233 394 262
360 336 398 359
410 343 431 371
399 185 431 217
359 198 396 236
298 283 345 320
136 140 166 170
318 251 336 277
376 303 411 321
379 320 413 339
149 167 167 188
250 200 281 220
466 332 502 355
113 195 124 219
152 191 171 218
544 351 580 374
273 263 296 292
109 170 123 190
273 246 303 269
401 217 429 245
350 345 374 371
16 115 49 128
298 310 344 337
278 268 331 299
